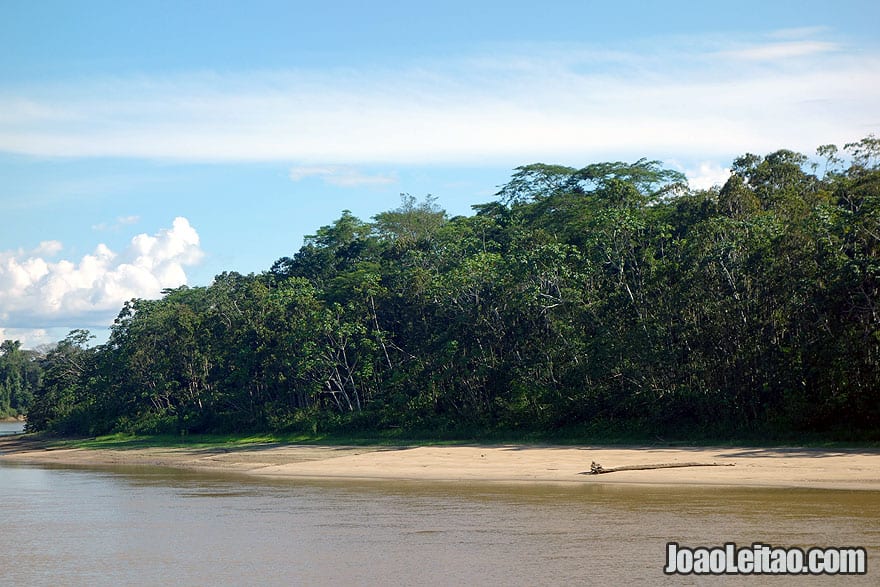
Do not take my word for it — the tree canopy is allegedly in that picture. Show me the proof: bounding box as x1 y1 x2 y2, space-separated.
13 136 880 441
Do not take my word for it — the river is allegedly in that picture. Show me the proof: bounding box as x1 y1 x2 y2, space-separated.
0 456 877 585
0 421 25 436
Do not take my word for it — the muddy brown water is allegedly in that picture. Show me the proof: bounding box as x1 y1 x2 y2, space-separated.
0 459 877 585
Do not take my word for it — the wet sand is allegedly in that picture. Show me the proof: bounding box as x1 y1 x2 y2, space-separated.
1 435 879 489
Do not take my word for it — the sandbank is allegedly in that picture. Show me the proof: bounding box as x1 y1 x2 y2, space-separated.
1 435 879 490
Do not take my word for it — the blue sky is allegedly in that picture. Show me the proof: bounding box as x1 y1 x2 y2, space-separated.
1 0 879 347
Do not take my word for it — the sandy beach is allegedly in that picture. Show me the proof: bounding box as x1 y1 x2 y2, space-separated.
1 435 879 490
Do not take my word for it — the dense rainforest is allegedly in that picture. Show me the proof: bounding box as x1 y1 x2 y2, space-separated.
10 137 880 440
0 340 39 419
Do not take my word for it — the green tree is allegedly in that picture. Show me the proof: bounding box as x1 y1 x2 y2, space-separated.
27 330 95 433
0 340 40 417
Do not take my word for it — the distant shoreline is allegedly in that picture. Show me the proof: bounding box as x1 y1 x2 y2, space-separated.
2 436 880 490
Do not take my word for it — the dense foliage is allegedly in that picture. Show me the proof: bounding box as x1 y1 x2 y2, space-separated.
0 340 40 419
15 137 880 440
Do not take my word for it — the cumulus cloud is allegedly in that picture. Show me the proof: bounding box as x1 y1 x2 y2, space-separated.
0 30 875 166
0 327 55 349
34 240 63 256
685 162 732 190
289 165 397 187
0 217 203 330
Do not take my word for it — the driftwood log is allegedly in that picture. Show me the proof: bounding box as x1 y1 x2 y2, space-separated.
582 461 734 475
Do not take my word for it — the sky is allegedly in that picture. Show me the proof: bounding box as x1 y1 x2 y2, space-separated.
1 0 879 348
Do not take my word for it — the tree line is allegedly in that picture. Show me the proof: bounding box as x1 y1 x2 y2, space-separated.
0 340 39 419
13 137 880 440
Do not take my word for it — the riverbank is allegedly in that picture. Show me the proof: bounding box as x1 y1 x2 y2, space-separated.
2 435 879 489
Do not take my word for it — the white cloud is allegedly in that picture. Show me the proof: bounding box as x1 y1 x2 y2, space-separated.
34 240 63 256
0 30 876 167
0 218 203 334
289 165 397 187
92 215 141 232
0 327 55 349
685 162 732 190
720 40 839 61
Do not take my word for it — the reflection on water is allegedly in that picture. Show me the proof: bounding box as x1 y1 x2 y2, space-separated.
0 421 25 436
0 461 877 585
